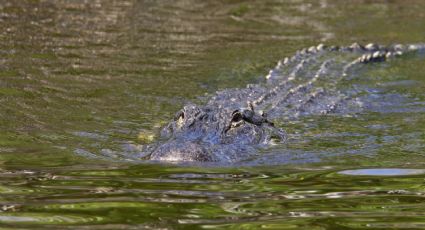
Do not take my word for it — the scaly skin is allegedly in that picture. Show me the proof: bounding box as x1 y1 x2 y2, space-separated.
148 43 424 163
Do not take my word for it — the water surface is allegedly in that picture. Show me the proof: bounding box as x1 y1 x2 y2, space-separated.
1 0 425 228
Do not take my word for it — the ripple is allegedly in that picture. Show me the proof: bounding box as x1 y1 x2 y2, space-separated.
0 213 102 224
339 168 425 176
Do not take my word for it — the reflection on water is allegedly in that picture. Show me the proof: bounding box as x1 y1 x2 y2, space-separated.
2 165 425 228
340 168 425 176
1 0 425 228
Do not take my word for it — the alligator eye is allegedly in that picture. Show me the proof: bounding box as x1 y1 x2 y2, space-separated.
231 110 243 123
224 111 244 134
174 110 184 121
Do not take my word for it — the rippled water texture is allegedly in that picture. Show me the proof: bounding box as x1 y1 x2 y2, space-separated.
1 0 425 228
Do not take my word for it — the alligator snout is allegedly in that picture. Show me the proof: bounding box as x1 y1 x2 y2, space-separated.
150 141 217 162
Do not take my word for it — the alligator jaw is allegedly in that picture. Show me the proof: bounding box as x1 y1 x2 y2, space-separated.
150 141 217 162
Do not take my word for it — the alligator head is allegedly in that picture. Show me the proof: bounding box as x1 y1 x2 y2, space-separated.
147 43 425 163
149 102 286 162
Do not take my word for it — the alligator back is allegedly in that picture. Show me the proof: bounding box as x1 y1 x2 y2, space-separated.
209 43 424 120
149 43 425 163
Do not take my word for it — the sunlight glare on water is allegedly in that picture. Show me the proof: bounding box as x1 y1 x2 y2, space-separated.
339 168 425 176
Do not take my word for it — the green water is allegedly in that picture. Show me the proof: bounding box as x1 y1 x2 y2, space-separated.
1 0 425 228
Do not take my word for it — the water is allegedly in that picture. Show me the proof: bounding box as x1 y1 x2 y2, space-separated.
1 0 425 228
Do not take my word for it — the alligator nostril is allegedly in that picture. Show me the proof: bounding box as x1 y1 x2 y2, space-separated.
270 126 287 143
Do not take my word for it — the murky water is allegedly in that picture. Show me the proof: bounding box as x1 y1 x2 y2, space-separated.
1 0 425 228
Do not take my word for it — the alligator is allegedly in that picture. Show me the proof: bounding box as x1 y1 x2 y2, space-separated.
146 43 425 163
